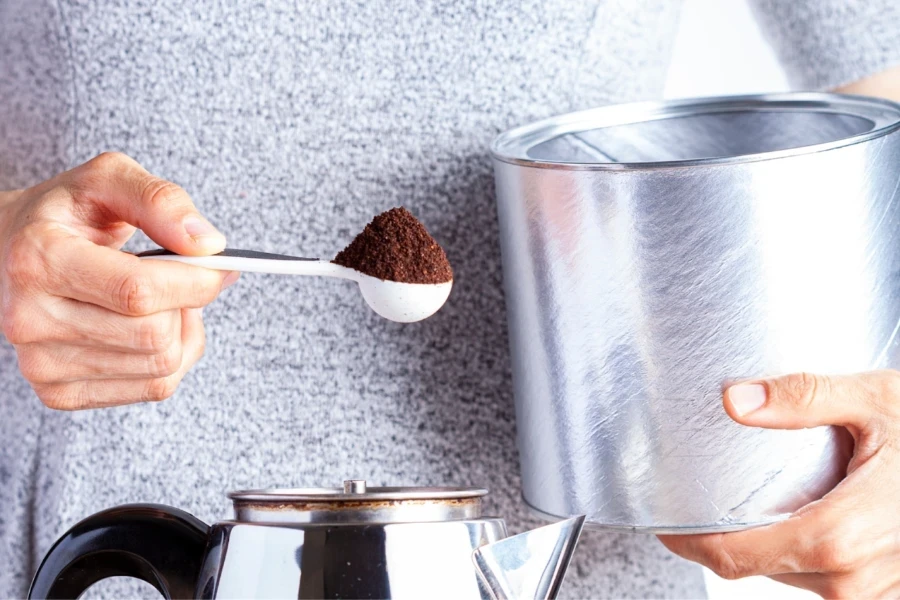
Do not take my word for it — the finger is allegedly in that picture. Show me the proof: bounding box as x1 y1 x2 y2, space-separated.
17 314 183 383
45 234 233 315
67 152 225 255
17 298 181 353
659 468 897 581
722 371 898 431
658 512 822 579
33 372 187 410
19 342 184 383
31 309 206 410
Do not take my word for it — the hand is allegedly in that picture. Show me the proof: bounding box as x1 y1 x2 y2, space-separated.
0 152 238 409
659 371 900 598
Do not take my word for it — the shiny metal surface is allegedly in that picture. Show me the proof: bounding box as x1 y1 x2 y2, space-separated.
229 484 488 523
198 520 509 599
491 93 900 531
343 479 367 494
474 516 585 600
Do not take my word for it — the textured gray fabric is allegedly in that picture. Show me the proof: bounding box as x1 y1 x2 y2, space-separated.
749 0 900 90
0 1 896 598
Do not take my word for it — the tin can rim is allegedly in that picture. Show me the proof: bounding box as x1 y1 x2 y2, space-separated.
490 92 900 171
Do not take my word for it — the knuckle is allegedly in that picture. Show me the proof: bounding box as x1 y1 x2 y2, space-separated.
136 316 176 353
707 554 742 581
72 152 131 191
143 376 179 402
150 344 183 378
876 370 900 412
140 178 186 211
33 384 70 410
701 542 745 581
113 273 156 315
1 302 30 344
17 349 53 384
40 227 74 256
0 314 17 344
780 372 824 410
2 228 47 289
815 532 860 573
85 151 131 175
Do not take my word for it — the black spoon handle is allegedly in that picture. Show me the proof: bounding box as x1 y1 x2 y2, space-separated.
137 248 317 261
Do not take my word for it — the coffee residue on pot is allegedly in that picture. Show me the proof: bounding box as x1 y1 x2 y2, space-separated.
333 207 453 284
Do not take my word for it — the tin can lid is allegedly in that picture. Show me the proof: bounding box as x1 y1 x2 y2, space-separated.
491 93 900 170
229 481 488 502
228 481 489 524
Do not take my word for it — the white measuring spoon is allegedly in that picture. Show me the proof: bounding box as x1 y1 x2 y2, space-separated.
137 249 452 323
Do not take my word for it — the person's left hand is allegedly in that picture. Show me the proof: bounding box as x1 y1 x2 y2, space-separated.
659 371 900 598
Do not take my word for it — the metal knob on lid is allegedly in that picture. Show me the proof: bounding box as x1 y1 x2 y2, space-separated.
343 479 367 494
228 480 489 524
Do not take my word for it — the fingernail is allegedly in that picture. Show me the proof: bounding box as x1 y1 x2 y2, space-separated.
728 383 767 416
221 271 240 290
183 215 225 250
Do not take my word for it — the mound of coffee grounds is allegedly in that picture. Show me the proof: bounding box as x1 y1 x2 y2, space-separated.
333 207 453 284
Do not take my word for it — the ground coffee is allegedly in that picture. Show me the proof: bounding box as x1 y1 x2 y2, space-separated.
333 207 453 284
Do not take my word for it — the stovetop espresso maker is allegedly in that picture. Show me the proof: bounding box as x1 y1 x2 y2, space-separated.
29 480 584 599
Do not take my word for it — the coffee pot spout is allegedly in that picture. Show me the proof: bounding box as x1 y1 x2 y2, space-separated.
473 516 585 600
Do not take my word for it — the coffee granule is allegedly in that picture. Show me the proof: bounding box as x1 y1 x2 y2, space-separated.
333 207 453 284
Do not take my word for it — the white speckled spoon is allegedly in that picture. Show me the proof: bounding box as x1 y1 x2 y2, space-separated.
137 248 452 323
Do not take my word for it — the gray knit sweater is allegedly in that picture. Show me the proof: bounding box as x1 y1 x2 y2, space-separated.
1 1 898 598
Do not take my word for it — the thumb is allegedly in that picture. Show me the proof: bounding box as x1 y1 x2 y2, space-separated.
723 371 894 431
70 152 226 256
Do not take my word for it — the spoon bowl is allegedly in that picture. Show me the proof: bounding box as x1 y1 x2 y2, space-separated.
357 274 452 323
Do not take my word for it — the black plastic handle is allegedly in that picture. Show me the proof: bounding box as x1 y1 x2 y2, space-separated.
137 248 316 261
29 504 210 600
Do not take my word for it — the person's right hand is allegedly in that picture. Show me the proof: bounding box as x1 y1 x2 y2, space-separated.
0 152 238 410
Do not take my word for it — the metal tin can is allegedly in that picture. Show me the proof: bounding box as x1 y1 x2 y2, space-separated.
491 93 900 532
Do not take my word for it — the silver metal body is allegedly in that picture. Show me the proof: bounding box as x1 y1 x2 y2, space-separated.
491 94 900 532
197 483 584 599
